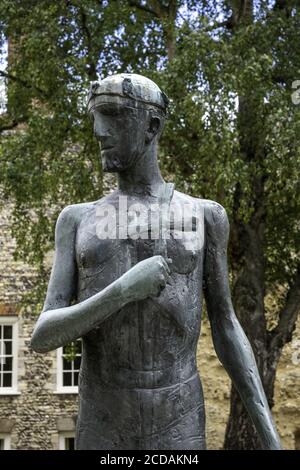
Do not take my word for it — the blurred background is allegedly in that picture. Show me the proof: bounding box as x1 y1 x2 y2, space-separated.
0 0 299 450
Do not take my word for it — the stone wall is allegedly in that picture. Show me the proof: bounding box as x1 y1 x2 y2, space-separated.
198 317 300 449
0 202 299 450
0 204 78 449
0 309 78 449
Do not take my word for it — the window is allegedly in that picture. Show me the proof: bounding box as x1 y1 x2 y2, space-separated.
0 434 11 450
56 339 82 393
0 317 18 395
59 432 75 450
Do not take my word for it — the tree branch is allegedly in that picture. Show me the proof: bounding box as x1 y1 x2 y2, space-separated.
0 70 45 95
0 119 20 134
273 0 293 16
128 0 160 18
225 0 254 30
268 264 300 351
78 7 97 80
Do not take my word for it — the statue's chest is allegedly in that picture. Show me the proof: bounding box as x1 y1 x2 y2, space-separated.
75 201 204 291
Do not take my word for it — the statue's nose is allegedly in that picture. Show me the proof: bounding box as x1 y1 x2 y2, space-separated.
94 120 111 142
93 122 102 141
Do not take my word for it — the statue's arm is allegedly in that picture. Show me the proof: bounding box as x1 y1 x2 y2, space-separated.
31 205 169 353
30 205 126 352
203 201 281 450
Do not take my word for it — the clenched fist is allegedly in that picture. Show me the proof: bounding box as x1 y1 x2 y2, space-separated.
120 255 171 303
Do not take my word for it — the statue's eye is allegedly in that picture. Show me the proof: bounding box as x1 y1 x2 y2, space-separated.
102 108 119 117
96 104 120 116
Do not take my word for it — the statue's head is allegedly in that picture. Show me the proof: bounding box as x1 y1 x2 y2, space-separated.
87 73 169 172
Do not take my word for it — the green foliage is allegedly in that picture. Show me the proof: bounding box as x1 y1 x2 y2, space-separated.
0 0 164 269
158 8 300 294
64 340 82 363
0 0 299 310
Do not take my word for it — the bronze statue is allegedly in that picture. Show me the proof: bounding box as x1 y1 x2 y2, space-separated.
31 73 281 450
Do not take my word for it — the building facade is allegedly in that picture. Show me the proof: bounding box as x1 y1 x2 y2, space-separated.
0 204 79 450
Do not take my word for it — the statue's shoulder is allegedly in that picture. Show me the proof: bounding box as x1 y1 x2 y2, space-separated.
172 189 199 206
173 191 227 221
56 200 98 231
199 198 229 239
176 193 229 234
56 192 118 231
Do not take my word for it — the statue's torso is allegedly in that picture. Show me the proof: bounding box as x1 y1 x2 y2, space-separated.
74 190 206 449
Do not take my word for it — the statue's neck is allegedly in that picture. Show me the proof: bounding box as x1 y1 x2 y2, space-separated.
117 142 165 197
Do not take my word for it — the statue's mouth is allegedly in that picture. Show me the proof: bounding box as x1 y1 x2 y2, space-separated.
101 145 114 151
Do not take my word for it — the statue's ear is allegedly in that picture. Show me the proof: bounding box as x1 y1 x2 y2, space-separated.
145 116 161 144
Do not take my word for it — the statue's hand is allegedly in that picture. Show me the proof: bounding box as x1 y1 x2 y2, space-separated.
120 255 171 303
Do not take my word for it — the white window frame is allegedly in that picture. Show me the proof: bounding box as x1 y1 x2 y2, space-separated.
56 340 81 394
58 432 75 450
0 433 11 450
0 316 19 395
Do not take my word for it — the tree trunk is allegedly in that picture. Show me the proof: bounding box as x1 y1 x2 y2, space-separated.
130 1 177 61
224 58 300 446
223 18 269 441
223 4 268 447
224 386 261 449
224 213 268 449
148 0 177 61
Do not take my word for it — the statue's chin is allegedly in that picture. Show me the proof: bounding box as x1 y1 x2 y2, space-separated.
102 154 137 173
102 150 141 173
102 162 126 173
103 166 120 173
103 159 125 173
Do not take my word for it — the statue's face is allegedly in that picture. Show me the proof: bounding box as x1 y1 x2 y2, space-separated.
90 98 150 173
